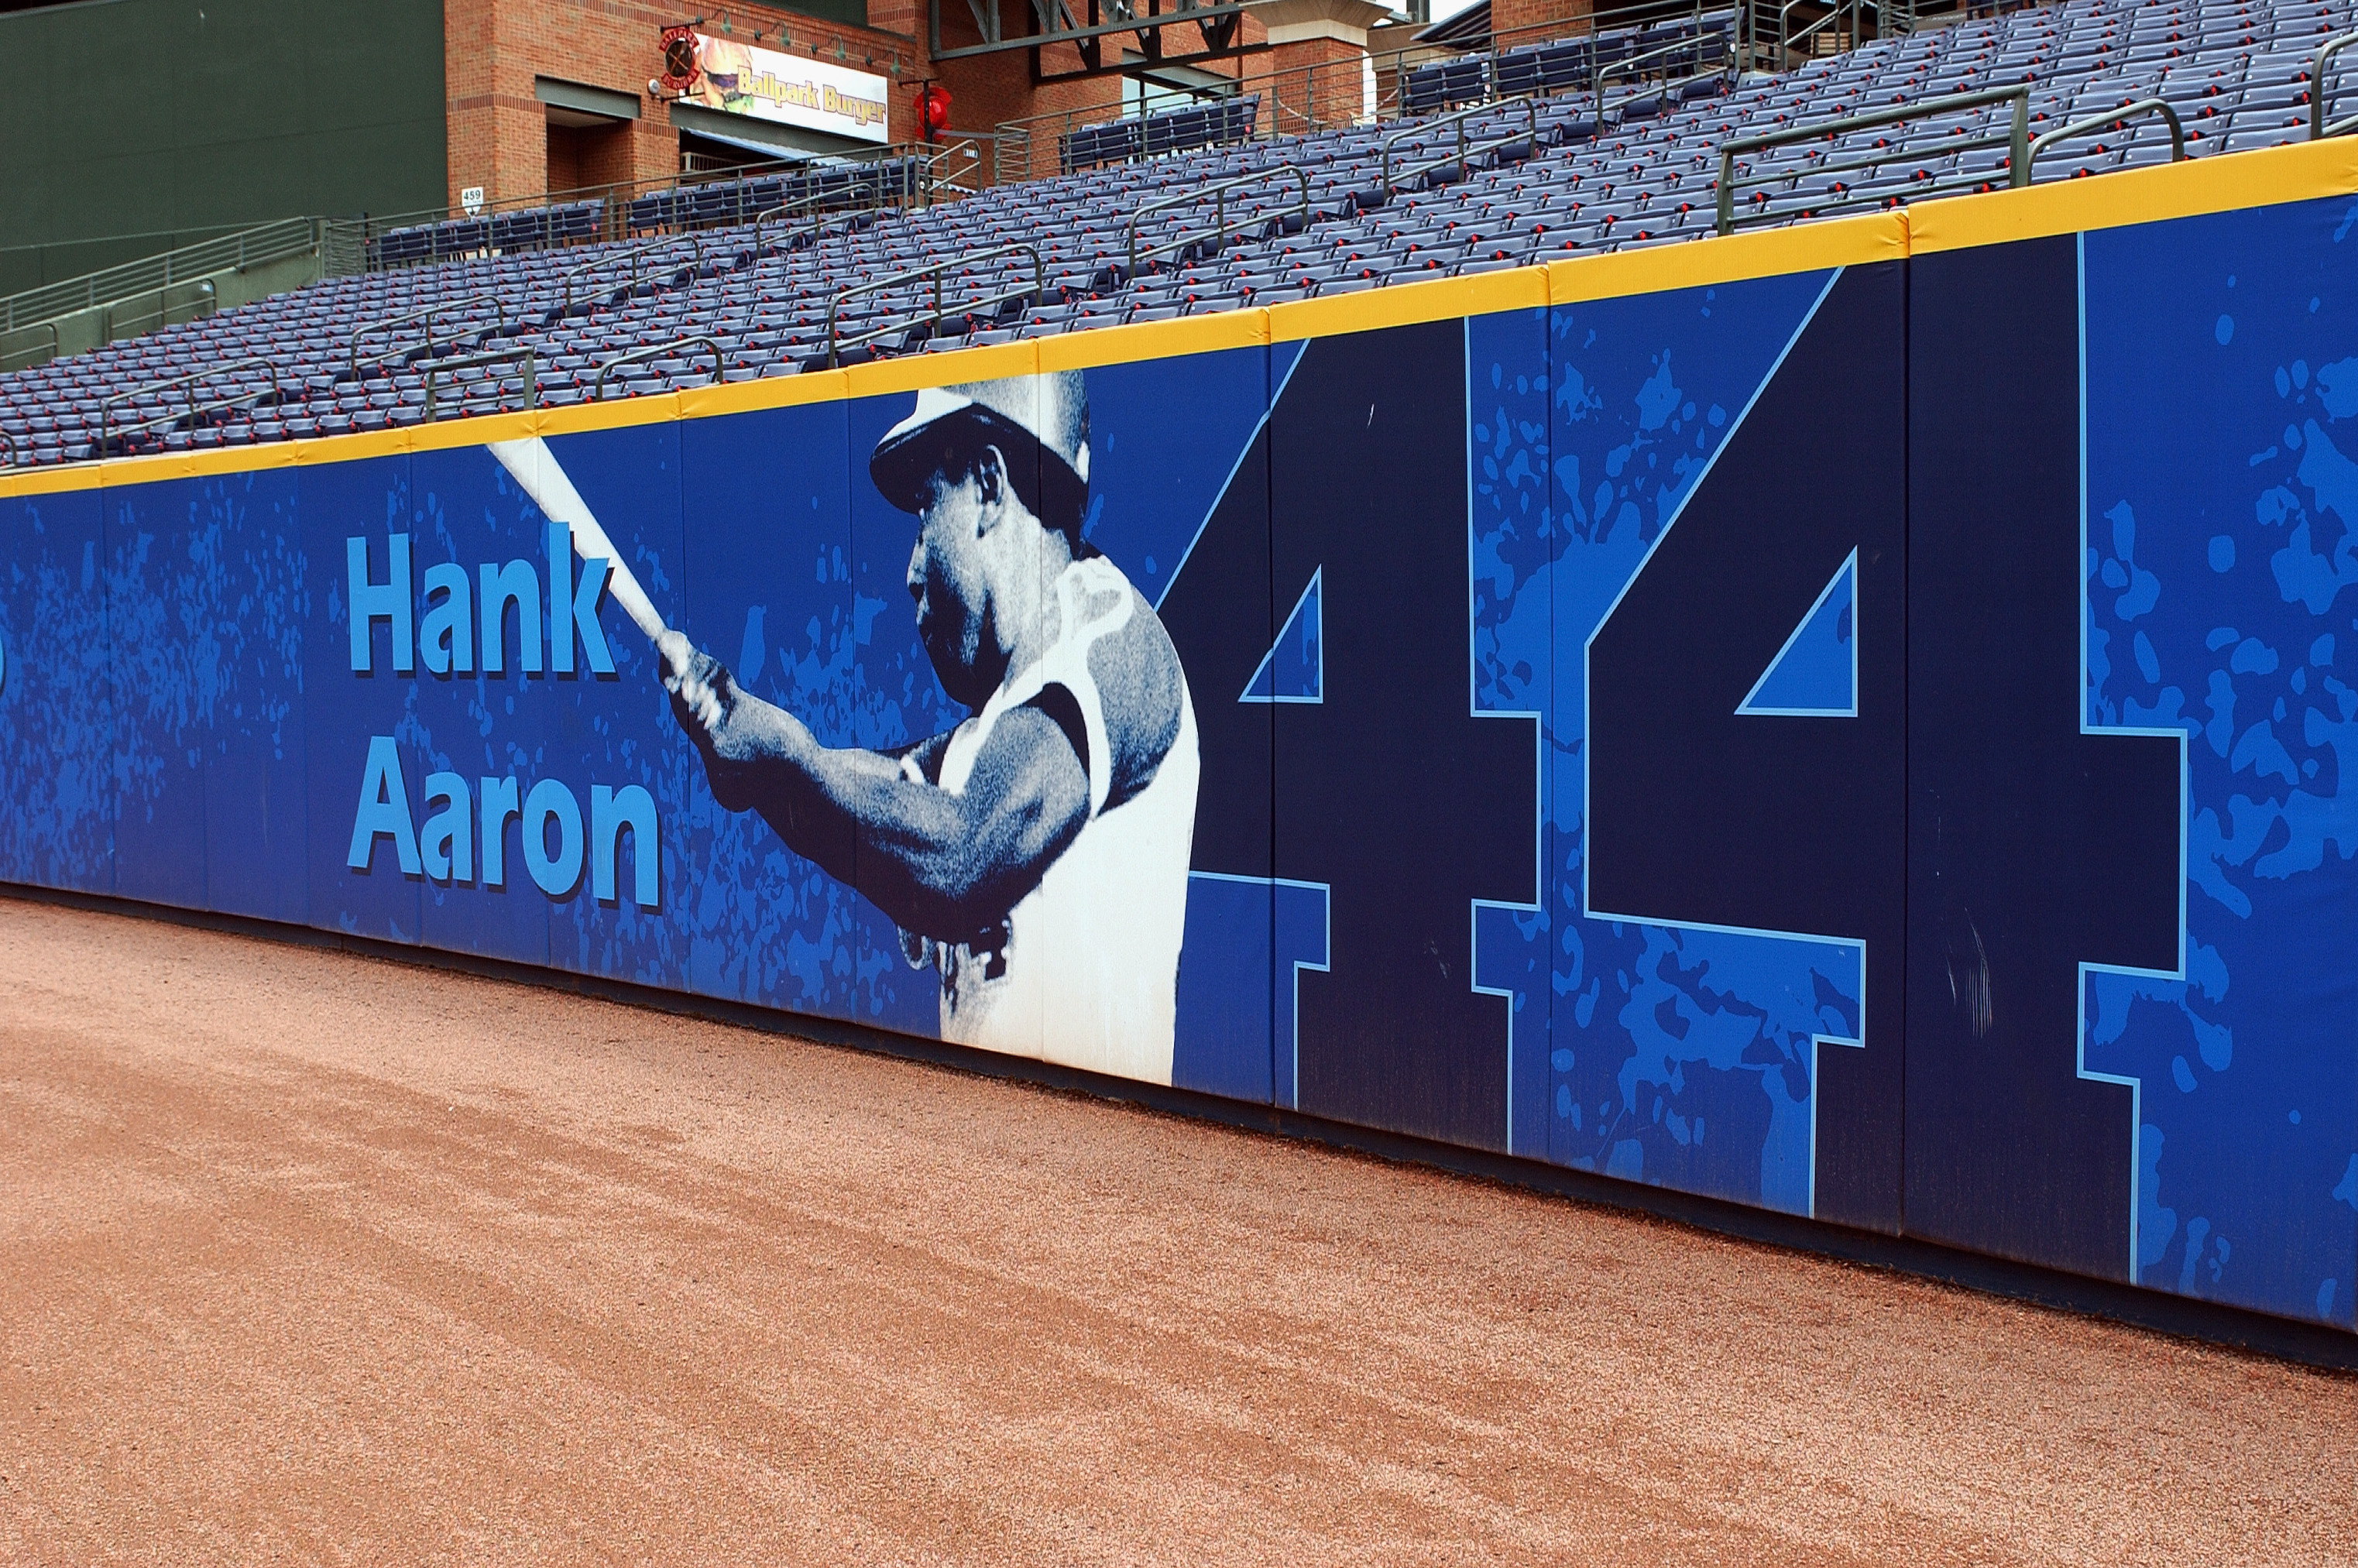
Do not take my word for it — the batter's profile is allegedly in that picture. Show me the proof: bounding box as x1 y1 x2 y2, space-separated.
657 369 1200 1084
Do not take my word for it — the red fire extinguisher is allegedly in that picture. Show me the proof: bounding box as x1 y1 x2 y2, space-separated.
915 81 952 142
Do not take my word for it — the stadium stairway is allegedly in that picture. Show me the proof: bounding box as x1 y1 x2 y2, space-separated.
4 0 2354 467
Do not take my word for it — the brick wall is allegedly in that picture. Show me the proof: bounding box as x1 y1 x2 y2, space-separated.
1488 0 1595 46
546 121 636 196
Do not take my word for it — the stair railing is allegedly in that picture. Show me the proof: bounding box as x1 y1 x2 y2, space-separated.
825 245 1044 367
1714 84 2031 235
348 293 503 380
1127 167 1313 274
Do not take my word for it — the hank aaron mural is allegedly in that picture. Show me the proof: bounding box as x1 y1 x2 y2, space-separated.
655 371 1201 1083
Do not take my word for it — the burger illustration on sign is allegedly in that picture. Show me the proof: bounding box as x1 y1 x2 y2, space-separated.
696 38 756 111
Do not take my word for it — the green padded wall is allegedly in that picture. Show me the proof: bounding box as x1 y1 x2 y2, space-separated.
0 0 447 297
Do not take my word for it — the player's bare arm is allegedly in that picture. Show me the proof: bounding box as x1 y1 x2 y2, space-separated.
658 629 1088 935
1072 580 1186 810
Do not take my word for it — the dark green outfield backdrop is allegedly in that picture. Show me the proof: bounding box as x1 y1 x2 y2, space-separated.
0 0 448 297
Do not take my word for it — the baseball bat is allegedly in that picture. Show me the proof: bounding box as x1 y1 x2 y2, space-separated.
486 436 668 642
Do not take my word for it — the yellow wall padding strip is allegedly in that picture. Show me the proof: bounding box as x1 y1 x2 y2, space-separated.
1907 132 2358 254
1551 211 1908 302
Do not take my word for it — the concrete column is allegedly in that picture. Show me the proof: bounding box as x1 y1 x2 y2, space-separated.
1251 0 1392 134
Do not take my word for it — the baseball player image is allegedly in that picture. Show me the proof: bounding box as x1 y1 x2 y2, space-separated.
655 371 1201 1084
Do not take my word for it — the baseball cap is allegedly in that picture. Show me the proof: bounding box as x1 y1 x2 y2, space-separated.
868 371 1090 519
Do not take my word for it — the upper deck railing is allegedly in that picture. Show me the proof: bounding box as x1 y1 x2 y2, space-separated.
0 218 328 337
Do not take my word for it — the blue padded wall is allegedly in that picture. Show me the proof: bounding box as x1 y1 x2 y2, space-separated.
0 485 113 896
2081 197 2358 1326
1539 268 1900 1227
105 478 212 912
675 400 864 1021
301 452 421 945
1116 344 1279 1104
1468 306 1552 1163
544 419 687 992
1907 235 2182 1284
1270 319 1538 1151
407 441 554 969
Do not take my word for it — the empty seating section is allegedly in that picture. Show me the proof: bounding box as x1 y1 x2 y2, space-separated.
371 200 606 267
1062 97 1263 173
619 156 927 236
366 156 930 269
1408 9 1737 114
5 0 2355 468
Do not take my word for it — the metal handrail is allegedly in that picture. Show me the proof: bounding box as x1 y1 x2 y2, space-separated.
750 196 831 259
921 136 991 201
355 140 943 263
1770 0 1805 61
1594 33 1730 124
1779 0 1880 63
106 377 284 453
592 337 725 402
480 206 559 253
1064 93 1262 156
1595 58 1735 126
745 191 886 262
348 293 503 380
0 321 61 373
736 153 942 256
0 427 18 469
695 155 921 238
98 355 283 456
320 218 371 279
1776 0 1819 62
422 348 539 422
365 183 624 262
559 235 704 315
1715 84 2031 235
672 175 772 232
2029 98 2186 167
748 201 800 256
101 278 218 345
2312 29 2358 139
1380 99 1542 199
825 245 1043 367
0 216 321 336
1126 167 1313 276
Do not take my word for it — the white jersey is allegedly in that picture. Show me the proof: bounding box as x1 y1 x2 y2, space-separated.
922 557 1199 1085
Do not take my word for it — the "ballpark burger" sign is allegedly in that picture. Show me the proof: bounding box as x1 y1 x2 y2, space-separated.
663 28 890 146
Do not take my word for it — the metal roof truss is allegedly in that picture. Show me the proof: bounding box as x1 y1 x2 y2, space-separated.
928 0 1262 77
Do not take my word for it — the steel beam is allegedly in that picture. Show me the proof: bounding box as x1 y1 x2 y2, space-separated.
927 0 1259 60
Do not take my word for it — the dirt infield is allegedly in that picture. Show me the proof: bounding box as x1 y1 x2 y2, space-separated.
1 900 2351 1566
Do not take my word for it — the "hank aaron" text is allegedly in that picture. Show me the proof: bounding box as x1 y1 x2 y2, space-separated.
344 531 658 909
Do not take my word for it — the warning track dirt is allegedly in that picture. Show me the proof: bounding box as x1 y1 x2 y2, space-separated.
0 900 2349 1566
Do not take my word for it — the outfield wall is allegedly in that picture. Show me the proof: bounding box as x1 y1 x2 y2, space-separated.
6 140 2358 1333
